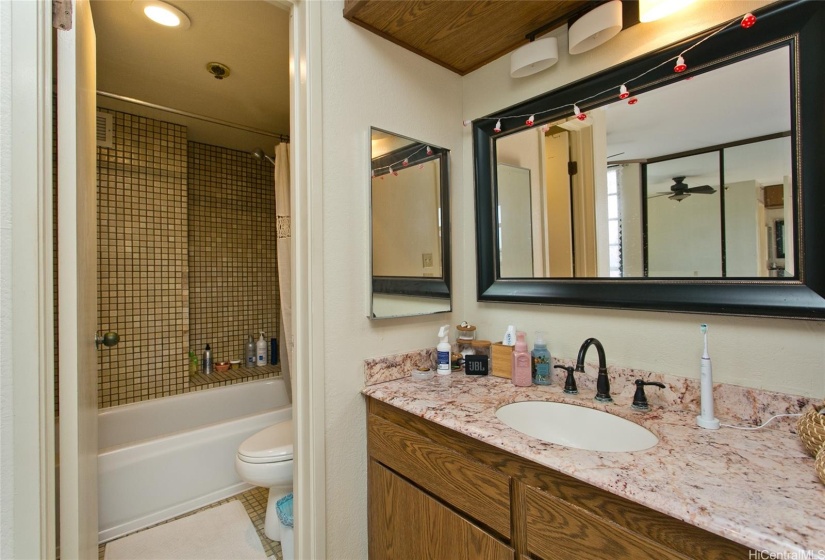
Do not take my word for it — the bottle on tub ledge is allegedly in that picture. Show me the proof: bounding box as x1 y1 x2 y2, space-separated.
511 331 532 387
257 331 267 366
245 335 256 368
202 343 213 375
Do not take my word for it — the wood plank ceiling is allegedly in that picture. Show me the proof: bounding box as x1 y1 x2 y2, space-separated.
343 0 595 75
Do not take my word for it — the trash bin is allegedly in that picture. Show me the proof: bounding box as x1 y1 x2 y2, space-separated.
276 493 294 560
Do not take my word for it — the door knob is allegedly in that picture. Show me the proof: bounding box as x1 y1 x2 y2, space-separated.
95 331 120 349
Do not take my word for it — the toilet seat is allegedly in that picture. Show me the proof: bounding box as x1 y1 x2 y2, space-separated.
237 421 293 464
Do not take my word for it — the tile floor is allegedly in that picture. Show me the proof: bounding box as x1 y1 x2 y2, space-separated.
98 486 281 559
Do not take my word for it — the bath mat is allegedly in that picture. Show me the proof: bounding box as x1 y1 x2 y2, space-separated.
104 501 266 560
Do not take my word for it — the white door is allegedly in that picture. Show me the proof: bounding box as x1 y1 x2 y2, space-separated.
57 0 99 556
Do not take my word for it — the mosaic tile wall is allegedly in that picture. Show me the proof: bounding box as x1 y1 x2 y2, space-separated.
187 142 280 367
96 109 191 407
51 107 280 411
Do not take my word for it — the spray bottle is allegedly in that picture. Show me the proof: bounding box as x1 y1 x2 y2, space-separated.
696 324 720 429
257 331 267 367
437 325 451 375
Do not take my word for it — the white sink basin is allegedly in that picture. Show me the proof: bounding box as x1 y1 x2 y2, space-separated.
495 401 658 452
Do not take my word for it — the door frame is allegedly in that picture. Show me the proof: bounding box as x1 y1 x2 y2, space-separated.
285 1 327 557
8 0 326 557
4 0 57 558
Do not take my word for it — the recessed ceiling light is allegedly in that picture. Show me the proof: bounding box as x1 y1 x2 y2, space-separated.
131 1 191 30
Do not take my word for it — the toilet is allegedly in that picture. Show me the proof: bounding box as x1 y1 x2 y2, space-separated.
235 420 293 541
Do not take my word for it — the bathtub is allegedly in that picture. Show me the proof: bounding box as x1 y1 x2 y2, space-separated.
97 377 290 543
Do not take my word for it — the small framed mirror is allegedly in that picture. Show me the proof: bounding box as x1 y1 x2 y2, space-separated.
370 127 451 319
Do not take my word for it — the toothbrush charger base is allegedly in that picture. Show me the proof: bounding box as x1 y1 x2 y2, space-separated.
696 415 720 430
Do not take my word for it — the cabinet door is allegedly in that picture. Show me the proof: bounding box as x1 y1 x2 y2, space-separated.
369 460 514 560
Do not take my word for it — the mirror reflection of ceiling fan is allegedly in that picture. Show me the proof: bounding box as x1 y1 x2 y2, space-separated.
649 176 717 202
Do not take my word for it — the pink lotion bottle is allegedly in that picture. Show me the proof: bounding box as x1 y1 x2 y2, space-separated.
511 331 532 387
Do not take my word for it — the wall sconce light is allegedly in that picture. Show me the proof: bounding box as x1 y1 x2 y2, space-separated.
510 36 560 78
639 0 696 23
568 0 623 55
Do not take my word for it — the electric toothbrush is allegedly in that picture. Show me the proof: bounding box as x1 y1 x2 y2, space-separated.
696 324 720 429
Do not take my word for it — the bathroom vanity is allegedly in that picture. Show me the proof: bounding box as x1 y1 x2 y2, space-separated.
363 375 824 558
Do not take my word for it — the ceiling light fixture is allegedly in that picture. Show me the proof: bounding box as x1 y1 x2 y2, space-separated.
510 36 560 78
639 0 696 23
568 0 623 55
132 0 191 30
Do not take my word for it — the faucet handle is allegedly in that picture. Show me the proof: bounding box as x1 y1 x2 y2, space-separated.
554 365 578 395
631 379 666 411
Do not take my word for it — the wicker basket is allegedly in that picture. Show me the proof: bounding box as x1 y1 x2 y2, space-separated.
816 445 825 486
797 403 825 457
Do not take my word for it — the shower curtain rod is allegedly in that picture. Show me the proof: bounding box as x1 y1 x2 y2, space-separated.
97 90 290 143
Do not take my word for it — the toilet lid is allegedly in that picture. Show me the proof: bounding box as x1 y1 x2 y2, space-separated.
238 421 293 464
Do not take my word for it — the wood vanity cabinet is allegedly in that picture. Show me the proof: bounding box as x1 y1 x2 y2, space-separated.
366 397 753 560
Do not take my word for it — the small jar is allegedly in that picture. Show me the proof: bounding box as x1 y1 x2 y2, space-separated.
456 321 477 342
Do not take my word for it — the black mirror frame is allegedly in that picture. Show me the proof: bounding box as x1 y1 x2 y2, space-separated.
473 0 825 320
370 130 452 302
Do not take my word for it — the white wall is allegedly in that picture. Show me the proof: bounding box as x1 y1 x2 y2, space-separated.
319 2 463 558
1 2 14 555
460 0 825 399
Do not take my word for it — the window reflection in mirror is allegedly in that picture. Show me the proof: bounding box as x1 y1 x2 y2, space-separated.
494 47 792 279
369 127 451 319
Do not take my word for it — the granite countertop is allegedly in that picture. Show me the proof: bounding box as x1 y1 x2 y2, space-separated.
362 373 825 555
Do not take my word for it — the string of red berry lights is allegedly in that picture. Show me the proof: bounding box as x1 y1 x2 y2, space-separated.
371 144 434 178
463 12 757 131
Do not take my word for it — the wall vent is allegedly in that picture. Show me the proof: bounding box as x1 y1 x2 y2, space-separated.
96 111 114 148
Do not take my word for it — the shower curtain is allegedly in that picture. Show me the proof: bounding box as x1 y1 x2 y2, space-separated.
274 142 293 401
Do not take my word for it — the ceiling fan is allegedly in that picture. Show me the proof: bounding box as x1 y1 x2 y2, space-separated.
649 176 717 202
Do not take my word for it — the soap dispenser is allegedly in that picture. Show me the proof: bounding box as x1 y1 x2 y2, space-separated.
531 331 551 385
511 331 532 387
256 331 267 367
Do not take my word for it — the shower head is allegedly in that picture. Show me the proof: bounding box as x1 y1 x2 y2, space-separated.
251 148 276 166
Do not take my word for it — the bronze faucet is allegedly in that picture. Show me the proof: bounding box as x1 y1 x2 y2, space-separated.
575 338 611 403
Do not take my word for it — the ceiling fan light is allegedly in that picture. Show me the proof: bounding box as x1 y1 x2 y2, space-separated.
670 192 689 202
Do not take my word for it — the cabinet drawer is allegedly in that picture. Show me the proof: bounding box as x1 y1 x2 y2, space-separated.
368 413 511 538
525 486 688 560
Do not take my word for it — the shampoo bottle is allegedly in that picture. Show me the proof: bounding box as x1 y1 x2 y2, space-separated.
202 344 213 375
437 324 451 375
531 331 551 385
511 331 532 387
245 335 256 368
256 331 267 367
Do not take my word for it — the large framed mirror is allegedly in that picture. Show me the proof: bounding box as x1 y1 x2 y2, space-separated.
473 0 825 319
370 127 451 318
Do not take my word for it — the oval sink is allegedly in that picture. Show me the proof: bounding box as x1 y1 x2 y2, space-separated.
495 401 658 452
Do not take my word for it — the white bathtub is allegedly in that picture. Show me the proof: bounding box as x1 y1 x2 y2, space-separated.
97 378 290 543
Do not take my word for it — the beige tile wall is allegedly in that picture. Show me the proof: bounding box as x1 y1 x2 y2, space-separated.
187 142 280 367
96 110 190 407
87 109 279 409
